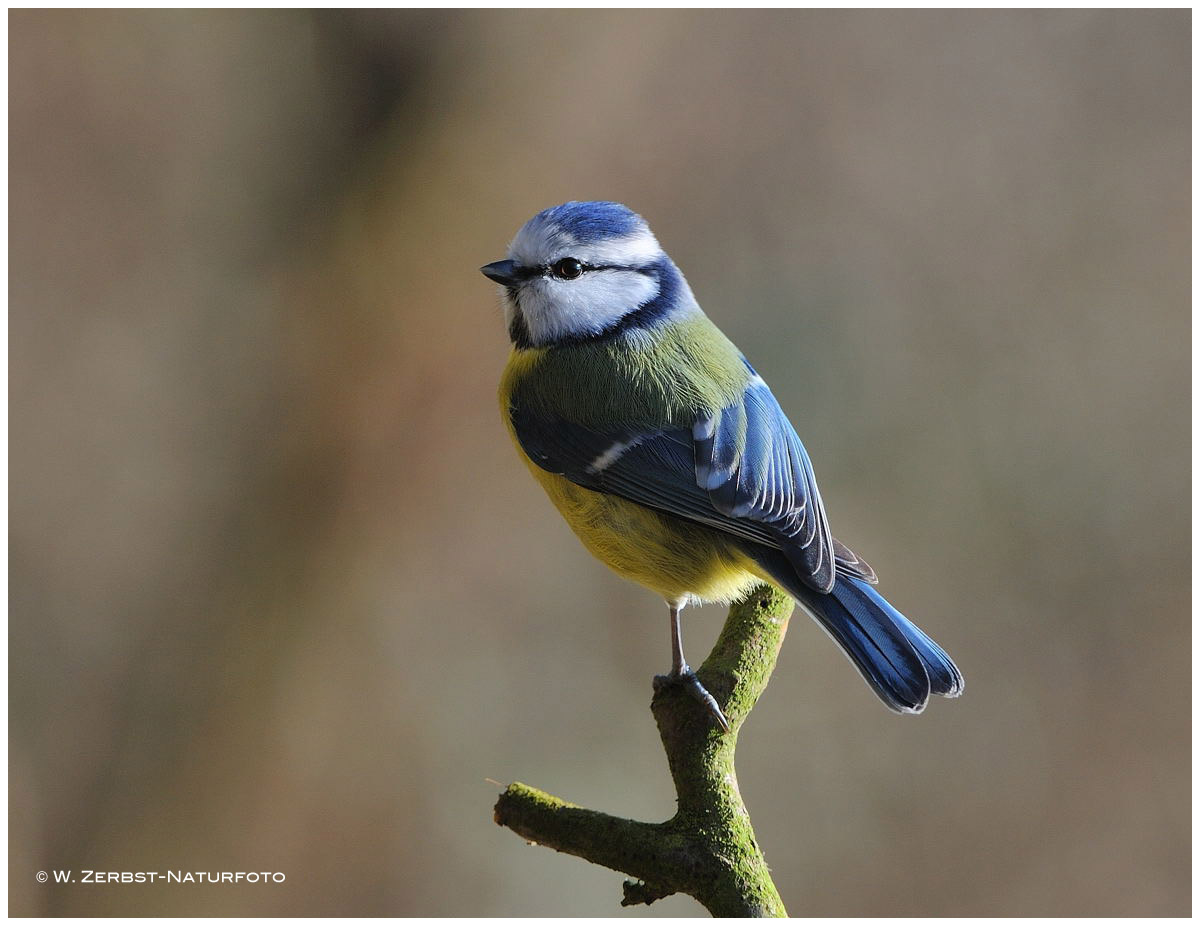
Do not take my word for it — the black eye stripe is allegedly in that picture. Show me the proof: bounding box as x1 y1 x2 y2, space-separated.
544 262 647 275
504 261 654 281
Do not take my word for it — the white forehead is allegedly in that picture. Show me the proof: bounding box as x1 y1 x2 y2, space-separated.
507 218 662 268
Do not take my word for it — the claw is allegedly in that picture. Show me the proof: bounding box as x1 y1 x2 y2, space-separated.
663 601 731 733
657 665 731 733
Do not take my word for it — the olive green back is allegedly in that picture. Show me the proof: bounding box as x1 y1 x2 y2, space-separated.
509 313 748 430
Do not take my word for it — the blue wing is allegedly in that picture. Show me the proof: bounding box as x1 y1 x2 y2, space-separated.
692 364 837 591
509 362 874 590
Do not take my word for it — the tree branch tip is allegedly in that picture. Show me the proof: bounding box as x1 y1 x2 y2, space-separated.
496 781 575 807
493 781 582 832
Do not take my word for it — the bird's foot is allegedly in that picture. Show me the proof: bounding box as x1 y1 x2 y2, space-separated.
654 665 731 733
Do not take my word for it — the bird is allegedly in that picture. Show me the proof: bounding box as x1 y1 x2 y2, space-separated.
482 201 962 731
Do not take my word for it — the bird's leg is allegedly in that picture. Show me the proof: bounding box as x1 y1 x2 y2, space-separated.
658 601 731 733
669 601 687 676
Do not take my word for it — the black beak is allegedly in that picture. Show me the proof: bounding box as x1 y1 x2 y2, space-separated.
480 259 522 286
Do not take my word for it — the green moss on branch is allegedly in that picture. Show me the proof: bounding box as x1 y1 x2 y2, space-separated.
493 585 793 917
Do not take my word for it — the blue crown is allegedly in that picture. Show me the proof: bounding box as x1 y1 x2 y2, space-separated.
531 201 648 244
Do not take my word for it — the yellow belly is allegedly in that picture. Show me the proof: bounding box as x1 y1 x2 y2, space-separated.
499 346 763 605
526 463 762 605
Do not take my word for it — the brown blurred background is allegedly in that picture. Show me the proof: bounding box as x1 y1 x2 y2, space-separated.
9 9 1189 917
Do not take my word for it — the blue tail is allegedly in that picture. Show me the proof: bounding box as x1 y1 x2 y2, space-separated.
746 547 963 713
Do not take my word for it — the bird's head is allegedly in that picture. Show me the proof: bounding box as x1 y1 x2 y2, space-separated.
481 201 695 348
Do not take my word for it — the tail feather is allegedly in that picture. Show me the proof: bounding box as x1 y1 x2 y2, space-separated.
744 546 963 712
853 579 964 698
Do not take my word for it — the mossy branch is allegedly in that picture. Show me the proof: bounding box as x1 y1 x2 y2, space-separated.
493 585 794 917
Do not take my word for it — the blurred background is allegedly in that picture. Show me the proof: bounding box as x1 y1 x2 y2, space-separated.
9 9 1189 917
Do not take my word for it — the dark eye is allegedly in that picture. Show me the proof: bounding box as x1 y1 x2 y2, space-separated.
551 257 583 280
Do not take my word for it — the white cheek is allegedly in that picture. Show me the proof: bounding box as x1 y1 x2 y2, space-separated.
501 288 520 333
520 271 658 344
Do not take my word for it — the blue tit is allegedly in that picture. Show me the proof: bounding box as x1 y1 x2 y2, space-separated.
483 201 962 731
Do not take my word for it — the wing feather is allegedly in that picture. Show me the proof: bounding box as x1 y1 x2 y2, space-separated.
509 362 871 590
694 367 835 591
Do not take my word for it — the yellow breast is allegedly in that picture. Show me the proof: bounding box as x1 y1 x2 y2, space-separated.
500 349 760 604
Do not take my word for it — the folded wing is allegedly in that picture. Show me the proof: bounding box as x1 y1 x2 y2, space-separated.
509 361 873 589
692 365 835 591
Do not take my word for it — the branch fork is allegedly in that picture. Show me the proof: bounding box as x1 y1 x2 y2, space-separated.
493 585 794 917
